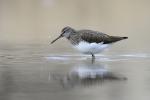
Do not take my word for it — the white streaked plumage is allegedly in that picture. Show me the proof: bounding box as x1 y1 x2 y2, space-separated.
74 41 110 54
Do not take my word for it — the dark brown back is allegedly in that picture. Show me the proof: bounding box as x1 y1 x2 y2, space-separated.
79 30 127 44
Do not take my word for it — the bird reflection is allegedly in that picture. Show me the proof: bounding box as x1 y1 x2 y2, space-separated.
50 63 127 88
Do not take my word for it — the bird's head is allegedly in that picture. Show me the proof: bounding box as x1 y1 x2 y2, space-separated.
51 26 75 44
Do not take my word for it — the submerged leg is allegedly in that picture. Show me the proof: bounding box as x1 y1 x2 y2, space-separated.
91 53 95 64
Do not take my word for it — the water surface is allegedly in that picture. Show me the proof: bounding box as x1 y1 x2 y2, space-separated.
0 43 150 100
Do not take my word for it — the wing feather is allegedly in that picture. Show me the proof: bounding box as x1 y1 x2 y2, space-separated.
79 30 109 44
78 30 126 44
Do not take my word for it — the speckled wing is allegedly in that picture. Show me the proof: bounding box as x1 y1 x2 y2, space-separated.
79 30 127 44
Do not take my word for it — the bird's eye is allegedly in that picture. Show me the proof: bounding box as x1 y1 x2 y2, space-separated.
62 27 71 33
62 29 66 33
63 30 66 33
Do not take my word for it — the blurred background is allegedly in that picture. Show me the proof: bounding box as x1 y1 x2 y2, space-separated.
0 0 150 52
1 1 150 100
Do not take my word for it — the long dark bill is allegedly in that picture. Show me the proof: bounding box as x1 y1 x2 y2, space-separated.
51 35 62 44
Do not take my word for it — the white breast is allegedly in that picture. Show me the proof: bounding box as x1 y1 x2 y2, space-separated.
73 41 110 54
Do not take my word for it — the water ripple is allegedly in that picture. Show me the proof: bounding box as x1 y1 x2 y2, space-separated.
45 53 150 62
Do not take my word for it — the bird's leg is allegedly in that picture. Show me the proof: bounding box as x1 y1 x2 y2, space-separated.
91 53 95 64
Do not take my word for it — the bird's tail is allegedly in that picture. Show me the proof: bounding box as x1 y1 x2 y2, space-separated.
121 37 128 39
106 36 128 44
114 36 128 41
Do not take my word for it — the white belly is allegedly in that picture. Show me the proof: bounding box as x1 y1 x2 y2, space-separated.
73 41 110 54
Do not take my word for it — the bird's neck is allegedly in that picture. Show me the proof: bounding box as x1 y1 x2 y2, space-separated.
66 33 80 45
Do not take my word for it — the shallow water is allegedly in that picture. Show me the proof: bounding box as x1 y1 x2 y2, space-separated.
0 43 150 100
